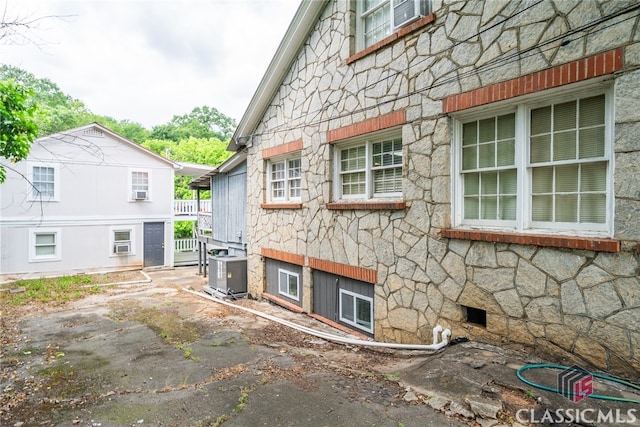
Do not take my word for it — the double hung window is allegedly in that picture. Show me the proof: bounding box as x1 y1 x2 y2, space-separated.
268 156 301 202
29 228 61 262
454 88 611 234
130 170 150 201
28 163 59 201
356 0 431 50
335 134 402 200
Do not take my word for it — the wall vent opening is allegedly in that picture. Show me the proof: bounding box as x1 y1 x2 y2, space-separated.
463 306 487 327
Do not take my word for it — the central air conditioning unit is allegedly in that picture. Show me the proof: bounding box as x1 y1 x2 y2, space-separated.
393 0 429 29
115 243 131 254
134 190 148 200
204 255 247 298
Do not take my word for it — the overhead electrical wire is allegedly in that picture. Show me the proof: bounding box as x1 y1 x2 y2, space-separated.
259 2 640 138
238 2 640 142
259 0 546 136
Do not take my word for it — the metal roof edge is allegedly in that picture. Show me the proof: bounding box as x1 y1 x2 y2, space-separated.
228 0 330 151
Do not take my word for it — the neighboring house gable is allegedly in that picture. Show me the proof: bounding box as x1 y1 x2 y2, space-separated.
0 123 179 280
234 0 640 377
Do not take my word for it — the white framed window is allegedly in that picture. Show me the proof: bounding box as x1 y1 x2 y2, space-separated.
129 169 150 201
278 268 300 301
110 226 135 256
27 162 60 201
267 156 302 202
334 132 403 200
452 86 613 235
339 289 373 333
29 228 61 262
356 0 431 50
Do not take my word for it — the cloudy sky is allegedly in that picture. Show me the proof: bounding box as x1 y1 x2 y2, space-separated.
1 0 301 129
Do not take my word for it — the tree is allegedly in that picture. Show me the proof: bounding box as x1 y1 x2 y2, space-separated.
0 78 38 182
142 137 231 201
93 116 150 144
0 65 91 135
150 106 237 142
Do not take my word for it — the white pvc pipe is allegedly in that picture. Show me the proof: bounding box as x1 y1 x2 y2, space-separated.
183 289 451 351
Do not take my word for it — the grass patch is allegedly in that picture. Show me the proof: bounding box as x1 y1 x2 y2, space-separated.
108 301 204 360
0 274 117 306
1 271 144 306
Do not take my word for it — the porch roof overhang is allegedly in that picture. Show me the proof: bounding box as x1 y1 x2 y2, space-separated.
189 151 247 190
176 162 216 178
227 0 329 152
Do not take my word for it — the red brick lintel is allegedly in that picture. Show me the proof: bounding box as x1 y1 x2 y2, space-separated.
260 248 305 266
262 139 303 159
262 292 305 314
443 47 624 113
441 229 620 253
326 110 406 144
347 14 436 65
261 203 303 210
309 257 377 284
326 201 406 210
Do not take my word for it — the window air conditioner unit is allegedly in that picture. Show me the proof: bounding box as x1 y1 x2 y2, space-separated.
134 190 148 200
393 0 429 29
115 243 131 254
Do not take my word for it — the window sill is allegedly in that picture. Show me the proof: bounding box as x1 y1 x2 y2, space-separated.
307 313 372 340
29 257 61 263
261 203 303 209
441 229 620 253
326 201 406 210
262 292 304 313
347 13 436 65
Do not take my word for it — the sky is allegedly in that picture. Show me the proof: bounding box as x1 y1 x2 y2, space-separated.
0 0 301 129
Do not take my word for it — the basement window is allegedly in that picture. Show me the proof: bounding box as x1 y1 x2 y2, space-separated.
463 306 487 327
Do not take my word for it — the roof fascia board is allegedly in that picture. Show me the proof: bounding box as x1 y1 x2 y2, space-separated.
218 151 247 173
37 123 181 169
189 151 247 189
229 0 329 151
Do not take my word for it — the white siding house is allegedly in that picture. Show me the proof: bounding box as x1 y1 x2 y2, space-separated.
0 123 179 281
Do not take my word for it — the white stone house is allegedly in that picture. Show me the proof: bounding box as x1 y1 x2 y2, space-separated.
231 0 640 376
0 123 179 280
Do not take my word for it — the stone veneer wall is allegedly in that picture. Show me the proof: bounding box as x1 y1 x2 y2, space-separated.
245 0 640 376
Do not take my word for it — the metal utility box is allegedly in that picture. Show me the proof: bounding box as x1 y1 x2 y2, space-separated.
208 255 247 295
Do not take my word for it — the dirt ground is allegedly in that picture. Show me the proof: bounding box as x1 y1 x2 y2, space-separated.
0 268 468 427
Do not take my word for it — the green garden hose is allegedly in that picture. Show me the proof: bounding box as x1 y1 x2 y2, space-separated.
516 363 640 404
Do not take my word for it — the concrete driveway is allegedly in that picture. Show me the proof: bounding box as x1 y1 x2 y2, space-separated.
1 267 467 427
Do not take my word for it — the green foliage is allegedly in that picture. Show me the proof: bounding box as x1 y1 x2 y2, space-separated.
0 65 89 136
93 116 150 143
0 65 236 211
2 273 119 306
143 137 230 205
174 220 194 239
151 106 236 142
141 138 177 157
0 78 39 182
174 137 231 165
